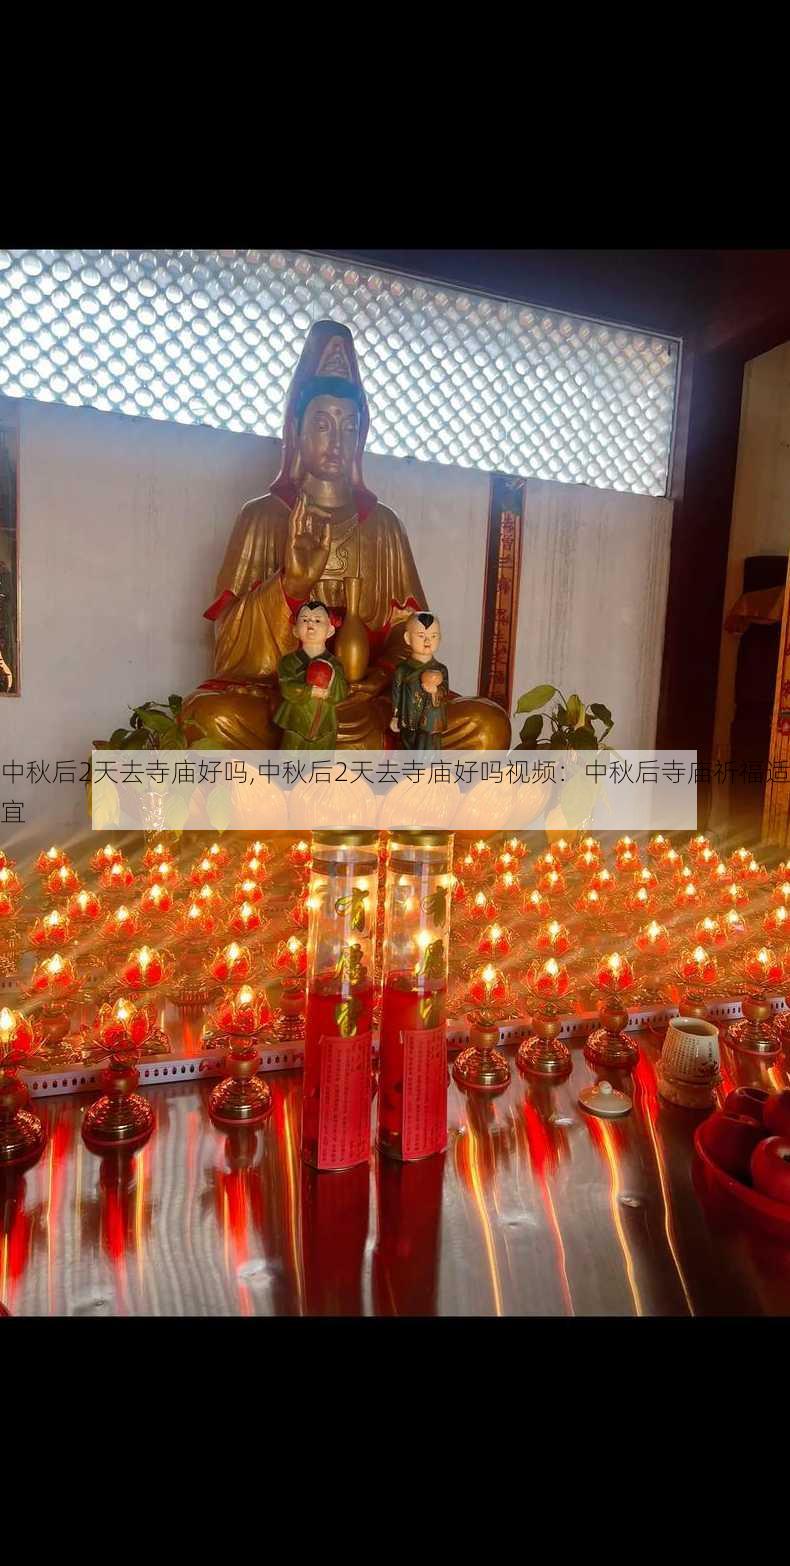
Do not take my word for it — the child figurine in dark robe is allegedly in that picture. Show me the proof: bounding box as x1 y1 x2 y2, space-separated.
390 612 449 750
275 601 348 749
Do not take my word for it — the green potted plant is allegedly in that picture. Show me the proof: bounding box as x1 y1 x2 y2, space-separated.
513 685 615 844
94 695 222 751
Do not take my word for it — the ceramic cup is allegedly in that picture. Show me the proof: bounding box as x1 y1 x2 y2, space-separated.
657 1016 721 1109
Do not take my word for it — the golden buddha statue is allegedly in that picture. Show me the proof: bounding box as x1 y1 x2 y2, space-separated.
182 320 511 750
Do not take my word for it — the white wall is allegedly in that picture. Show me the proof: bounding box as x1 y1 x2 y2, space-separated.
512 480 674 748
711 342 790 787
0 395 673 847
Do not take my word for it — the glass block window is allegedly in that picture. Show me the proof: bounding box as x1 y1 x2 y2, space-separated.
0 249 680 496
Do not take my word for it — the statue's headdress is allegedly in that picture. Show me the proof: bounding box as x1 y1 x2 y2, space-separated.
271 320 377 520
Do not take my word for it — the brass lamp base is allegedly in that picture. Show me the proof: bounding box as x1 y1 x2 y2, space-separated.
82 1063 154 1151
0 1071 47 1168
584 1002 639 1072
726 996 781 1057
453 1016 510 1094
517 1013 572 1080
272 984 305 1043
208 1040 272 1128
678 991 710 1022
32 1005 80 1069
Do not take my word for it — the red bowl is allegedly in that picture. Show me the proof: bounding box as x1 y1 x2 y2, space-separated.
695 1114 790 1240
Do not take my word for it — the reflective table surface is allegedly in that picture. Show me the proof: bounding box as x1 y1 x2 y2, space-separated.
3 1030 790 1317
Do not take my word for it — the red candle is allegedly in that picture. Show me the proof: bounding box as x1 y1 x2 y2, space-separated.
527 956 570 1000
209 941 252 984
477 922 512 960
122 944 165 989
67 888 102 924
468 962 509 1008
596 952 635 993
635 920 669 955
679 945 718 987
534 919 571 956
744 946 782 989
139 881 173 917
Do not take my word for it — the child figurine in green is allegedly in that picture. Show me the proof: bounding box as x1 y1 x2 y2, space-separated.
275 600 348 749
390 612 450 750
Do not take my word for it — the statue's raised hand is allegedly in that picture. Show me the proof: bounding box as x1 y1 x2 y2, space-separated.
282 494 331 600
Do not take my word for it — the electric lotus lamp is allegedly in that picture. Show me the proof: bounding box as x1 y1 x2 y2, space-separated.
771 881 790 910
710 862 730 888
470 838 493 868
697 846 720 874
574 847 603 876
233 876 264 907
449 873 467 907
82 997 158 1150
764 905 790 943
527 955 571 1001
688 834 711 858
0 849 16 870
90 842 124 874
725 945 784 1057
580 836 601 856
139 881 173 920
517 956 574 1080
719 880 749 912
615 845 641 873
0 865 22 902
494 848 518 876
626 884 655 917
120 944 168 991
102 904 141 944
534 919 571 956
547 836 572 864
477 923 513 961
496 868 523 901
467 890 498 924
29 908 72 949
647 834 670 860
503 836 528 860
453 963 511 1093
147 859 178 888
272 936 307 1041
206 841 230 871
729 846 752 873
27 952 81 1068
35 846 69 875
229 900 263 938
694 914 728 949
207 982 274 1127
175 897 219 940
289 839 311 869
0 1005 45 1168
46 863 80 899
522 888 550 921
67 888 102 925
535 850 560 877
660 847 683 875
537 867 565 897
635 920 670 956
589 867 616 895
722 908 747 943
101 858 135 895
674 880 702 911
142 840 174 868
209 942 252 985
585 951 638 1071
745 858 769 883
189 855 221 888
635 867 659 893
574 886 607 920
676 945 719 1020
249 840 273 863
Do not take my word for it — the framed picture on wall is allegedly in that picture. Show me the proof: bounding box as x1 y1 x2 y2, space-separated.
0 410 19 697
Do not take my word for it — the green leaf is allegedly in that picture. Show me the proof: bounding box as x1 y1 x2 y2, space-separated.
108 727 132 747
589 703 613 729
519 714 543 747
565 694 584 728
515 684 557 715
132 707 173 735
191 737 227 750
168 695 183 714
571 726 599 750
